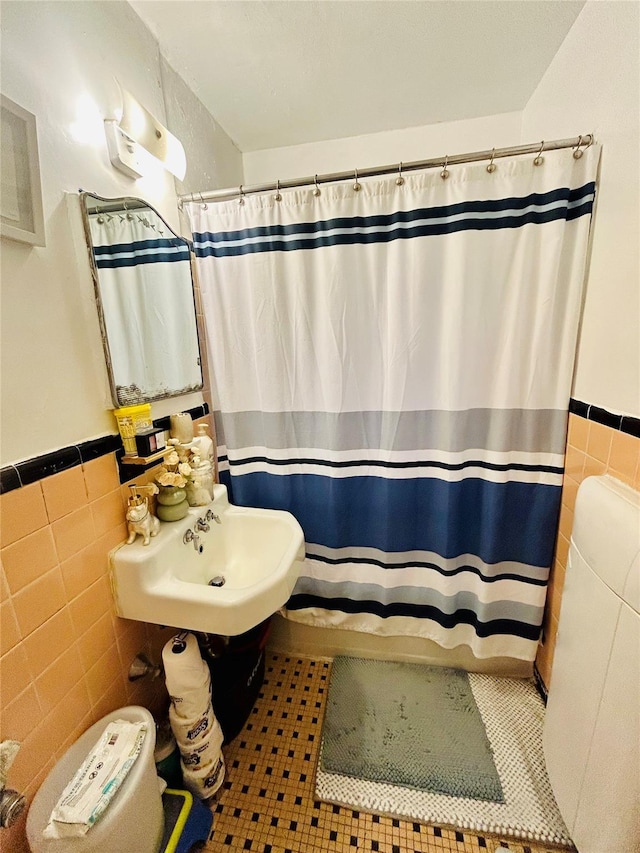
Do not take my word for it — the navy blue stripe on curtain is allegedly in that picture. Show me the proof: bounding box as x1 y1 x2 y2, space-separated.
93 237 190 268
221 471 560 570
193 182 595 258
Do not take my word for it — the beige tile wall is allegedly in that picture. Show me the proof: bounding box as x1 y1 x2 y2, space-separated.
535 413 640 689
0 415 213 852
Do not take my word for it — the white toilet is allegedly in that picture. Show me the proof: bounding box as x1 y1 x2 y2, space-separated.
27 706 164 853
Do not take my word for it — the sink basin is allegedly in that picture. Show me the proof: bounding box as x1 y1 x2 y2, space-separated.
110 484 305 635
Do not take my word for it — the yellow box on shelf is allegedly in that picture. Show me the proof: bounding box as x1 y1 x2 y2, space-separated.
113 403 153 454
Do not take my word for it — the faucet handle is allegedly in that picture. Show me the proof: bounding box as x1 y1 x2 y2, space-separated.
183 528 204 554
205 509 221 524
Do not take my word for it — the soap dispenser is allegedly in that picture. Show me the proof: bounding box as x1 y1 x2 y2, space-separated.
125 484 160 546
194 423 214 463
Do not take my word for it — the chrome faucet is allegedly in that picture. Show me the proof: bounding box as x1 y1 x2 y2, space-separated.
195 516 210 533
182 529 204 553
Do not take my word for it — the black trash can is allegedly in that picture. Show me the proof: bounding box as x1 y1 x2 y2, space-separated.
198 619 270 743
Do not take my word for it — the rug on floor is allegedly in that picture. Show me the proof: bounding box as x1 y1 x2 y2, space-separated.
317 657 573 847
321 657 504 802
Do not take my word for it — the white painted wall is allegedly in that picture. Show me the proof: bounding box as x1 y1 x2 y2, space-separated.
160 55 243 198
522 0 639 418
243 112 522 185
0 1 242 466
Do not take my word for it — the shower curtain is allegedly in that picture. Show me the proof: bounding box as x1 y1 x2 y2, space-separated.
188 145 599 661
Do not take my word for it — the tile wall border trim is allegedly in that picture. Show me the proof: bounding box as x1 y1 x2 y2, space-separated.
0 403 209 494
569 398 640 437
3 398 637 494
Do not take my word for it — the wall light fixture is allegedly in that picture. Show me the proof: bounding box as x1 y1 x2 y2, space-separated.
104 84 186 181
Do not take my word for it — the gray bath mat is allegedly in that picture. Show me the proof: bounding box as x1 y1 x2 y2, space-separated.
317 663 573 846
321 657 504 802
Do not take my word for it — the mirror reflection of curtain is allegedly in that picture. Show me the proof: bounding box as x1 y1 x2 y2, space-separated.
189 146 600 662
89 213 201 405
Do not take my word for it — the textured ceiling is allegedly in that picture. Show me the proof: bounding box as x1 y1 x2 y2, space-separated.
130 0 585 152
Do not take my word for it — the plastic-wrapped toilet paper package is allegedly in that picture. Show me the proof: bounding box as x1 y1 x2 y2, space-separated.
163 632 225 799
167 680 212 720
178 716 224 772
169 702 216 747
182 754 225 800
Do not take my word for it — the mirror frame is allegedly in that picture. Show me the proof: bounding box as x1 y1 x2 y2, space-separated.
79 190 204 408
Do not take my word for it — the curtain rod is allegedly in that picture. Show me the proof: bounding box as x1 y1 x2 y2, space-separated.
179 134 594 205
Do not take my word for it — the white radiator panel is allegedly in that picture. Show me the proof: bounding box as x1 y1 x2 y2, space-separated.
543 475 640 853
573 601 639 852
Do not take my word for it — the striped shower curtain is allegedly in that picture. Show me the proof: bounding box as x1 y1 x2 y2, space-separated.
188 145 599 661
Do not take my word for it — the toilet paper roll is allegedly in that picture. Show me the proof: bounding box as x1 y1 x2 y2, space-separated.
162 633 210 695
181 755 225 800
178 720 223 771
167 680 212 721
170 702 216 747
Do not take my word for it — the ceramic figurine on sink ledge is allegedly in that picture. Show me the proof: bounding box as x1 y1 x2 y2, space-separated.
126 484 160 545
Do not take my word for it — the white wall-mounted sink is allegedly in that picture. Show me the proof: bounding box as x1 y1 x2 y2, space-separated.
110 484 305 636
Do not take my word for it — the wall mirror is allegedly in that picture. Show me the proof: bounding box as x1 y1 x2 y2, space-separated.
80 191 203 408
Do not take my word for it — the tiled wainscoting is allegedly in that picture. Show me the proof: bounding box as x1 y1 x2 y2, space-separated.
0 414 213 853
535 407 640 688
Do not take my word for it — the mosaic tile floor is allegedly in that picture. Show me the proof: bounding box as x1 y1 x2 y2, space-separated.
203 653 568 853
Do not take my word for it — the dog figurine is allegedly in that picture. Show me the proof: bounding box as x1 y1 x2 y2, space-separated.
126 498 160 546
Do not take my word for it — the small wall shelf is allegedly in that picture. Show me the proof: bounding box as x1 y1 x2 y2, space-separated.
121 448 167 466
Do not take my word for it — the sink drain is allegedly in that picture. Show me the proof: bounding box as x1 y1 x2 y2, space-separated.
208 576 226 587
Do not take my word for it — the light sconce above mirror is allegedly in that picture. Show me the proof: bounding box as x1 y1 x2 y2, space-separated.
104 83 186 180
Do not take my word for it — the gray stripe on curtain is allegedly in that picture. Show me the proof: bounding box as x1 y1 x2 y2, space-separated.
305 545 550 581
294 577 544 624
215 408 568 454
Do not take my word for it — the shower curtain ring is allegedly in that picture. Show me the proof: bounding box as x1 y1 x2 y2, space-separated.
313 175 321 197
440 156 450 180
486 148 497 173
274 179 282 202
396 162 405 186
353 168 362 192
533 141 545 166
123 199 134 221
238 185 246 205
572 135 585 159
199 192 208 210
